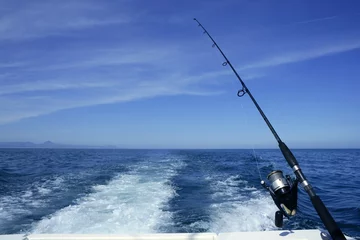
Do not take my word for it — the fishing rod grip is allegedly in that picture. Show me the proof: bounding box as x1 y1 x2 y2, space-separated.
311 195 346 240
279 141 346 239
279 141 298 168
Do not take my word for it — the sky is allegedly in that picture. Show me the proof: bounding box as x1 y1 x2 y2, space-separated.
0 0 359 148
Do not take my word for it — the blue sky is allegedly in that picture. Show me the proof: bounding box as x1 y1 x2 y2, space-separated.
0 0 359 148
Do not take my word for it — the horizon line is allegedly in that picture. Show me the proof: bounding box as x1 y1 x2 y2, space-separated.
0 147 359 150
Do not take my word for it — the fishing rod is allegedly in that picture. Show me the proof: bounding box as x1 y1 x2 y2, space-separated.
193 18 346 240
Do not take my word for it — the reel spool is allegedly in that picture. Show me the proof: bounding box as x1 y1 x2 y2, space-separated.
261 170 298 227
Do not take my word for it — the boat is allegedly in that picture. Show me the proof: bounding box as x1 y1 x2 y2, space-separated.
0 229 353 240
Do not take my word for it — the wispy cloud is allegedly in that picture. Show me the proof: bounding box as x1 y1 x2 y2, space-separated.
2 36 359 124
295 15 338 24
28 48 177 71
0 73 224 124
0 80 120 96
1 1 359 125
239 41 360 70
0 1 131 40
0 41 230 124
0 62 27 68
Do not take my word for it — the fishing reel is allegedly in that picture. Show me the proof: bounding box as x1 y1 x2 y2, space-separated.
261 170 298 228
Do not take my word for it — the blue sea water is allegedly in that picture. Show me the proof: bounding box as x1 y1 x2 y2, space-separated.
0 149 359 238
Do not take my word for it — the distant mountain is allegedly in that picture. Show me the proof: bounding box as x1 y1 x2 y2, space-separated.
0 141 117 149
43 141 55 145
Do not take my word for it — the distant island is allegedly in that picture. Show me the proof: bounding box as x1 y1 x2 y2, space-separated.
0 141 117 149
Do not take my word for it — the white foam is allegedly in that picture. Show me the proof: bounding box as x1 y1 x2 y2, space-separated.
189 220 210 231
0 176 64 229
0 196 32 223
37 187 51 195
31 157 185 234
208 175 277 232
0 176 65 229
22 190 33 198
36 176 65 196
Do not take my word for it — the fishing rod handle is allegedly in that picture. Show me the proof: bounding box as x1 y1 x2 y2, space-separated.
279 142 345 239
311 195 346 240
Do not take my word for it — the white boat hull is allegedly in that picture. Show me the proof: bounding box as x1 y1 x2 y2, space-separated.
0 229 353 240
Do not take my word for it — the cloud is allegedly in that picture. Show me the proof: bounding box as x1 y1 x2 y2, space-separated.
28 48 177 71
0 42 229 124
2 36 358 124
0 74 224 124
295 16 338 25
239 41 360 70
0 28 233 124
0 62 27 68
1 1 359 125
0 80 120 96
0 1 131 40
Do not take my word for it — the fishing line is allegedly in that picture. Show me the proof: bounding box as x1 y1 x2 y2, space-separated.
240 102 263 181
253 150 263 181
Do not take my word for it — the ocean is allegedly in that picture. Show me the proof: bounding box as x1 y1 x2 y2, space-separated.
0 149 359 238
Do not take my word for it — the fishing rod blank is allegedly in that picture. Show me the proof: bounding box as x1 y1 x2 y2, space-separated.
193 18 346 240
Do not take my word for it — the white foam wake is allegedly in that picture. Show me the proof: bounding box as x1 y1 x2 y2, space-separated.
208 175 277 232
0 175 65 228
31 156 184 234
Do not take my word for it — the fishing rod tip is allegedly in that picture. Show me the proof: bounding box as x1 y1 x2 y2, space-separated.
193 18 197 21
